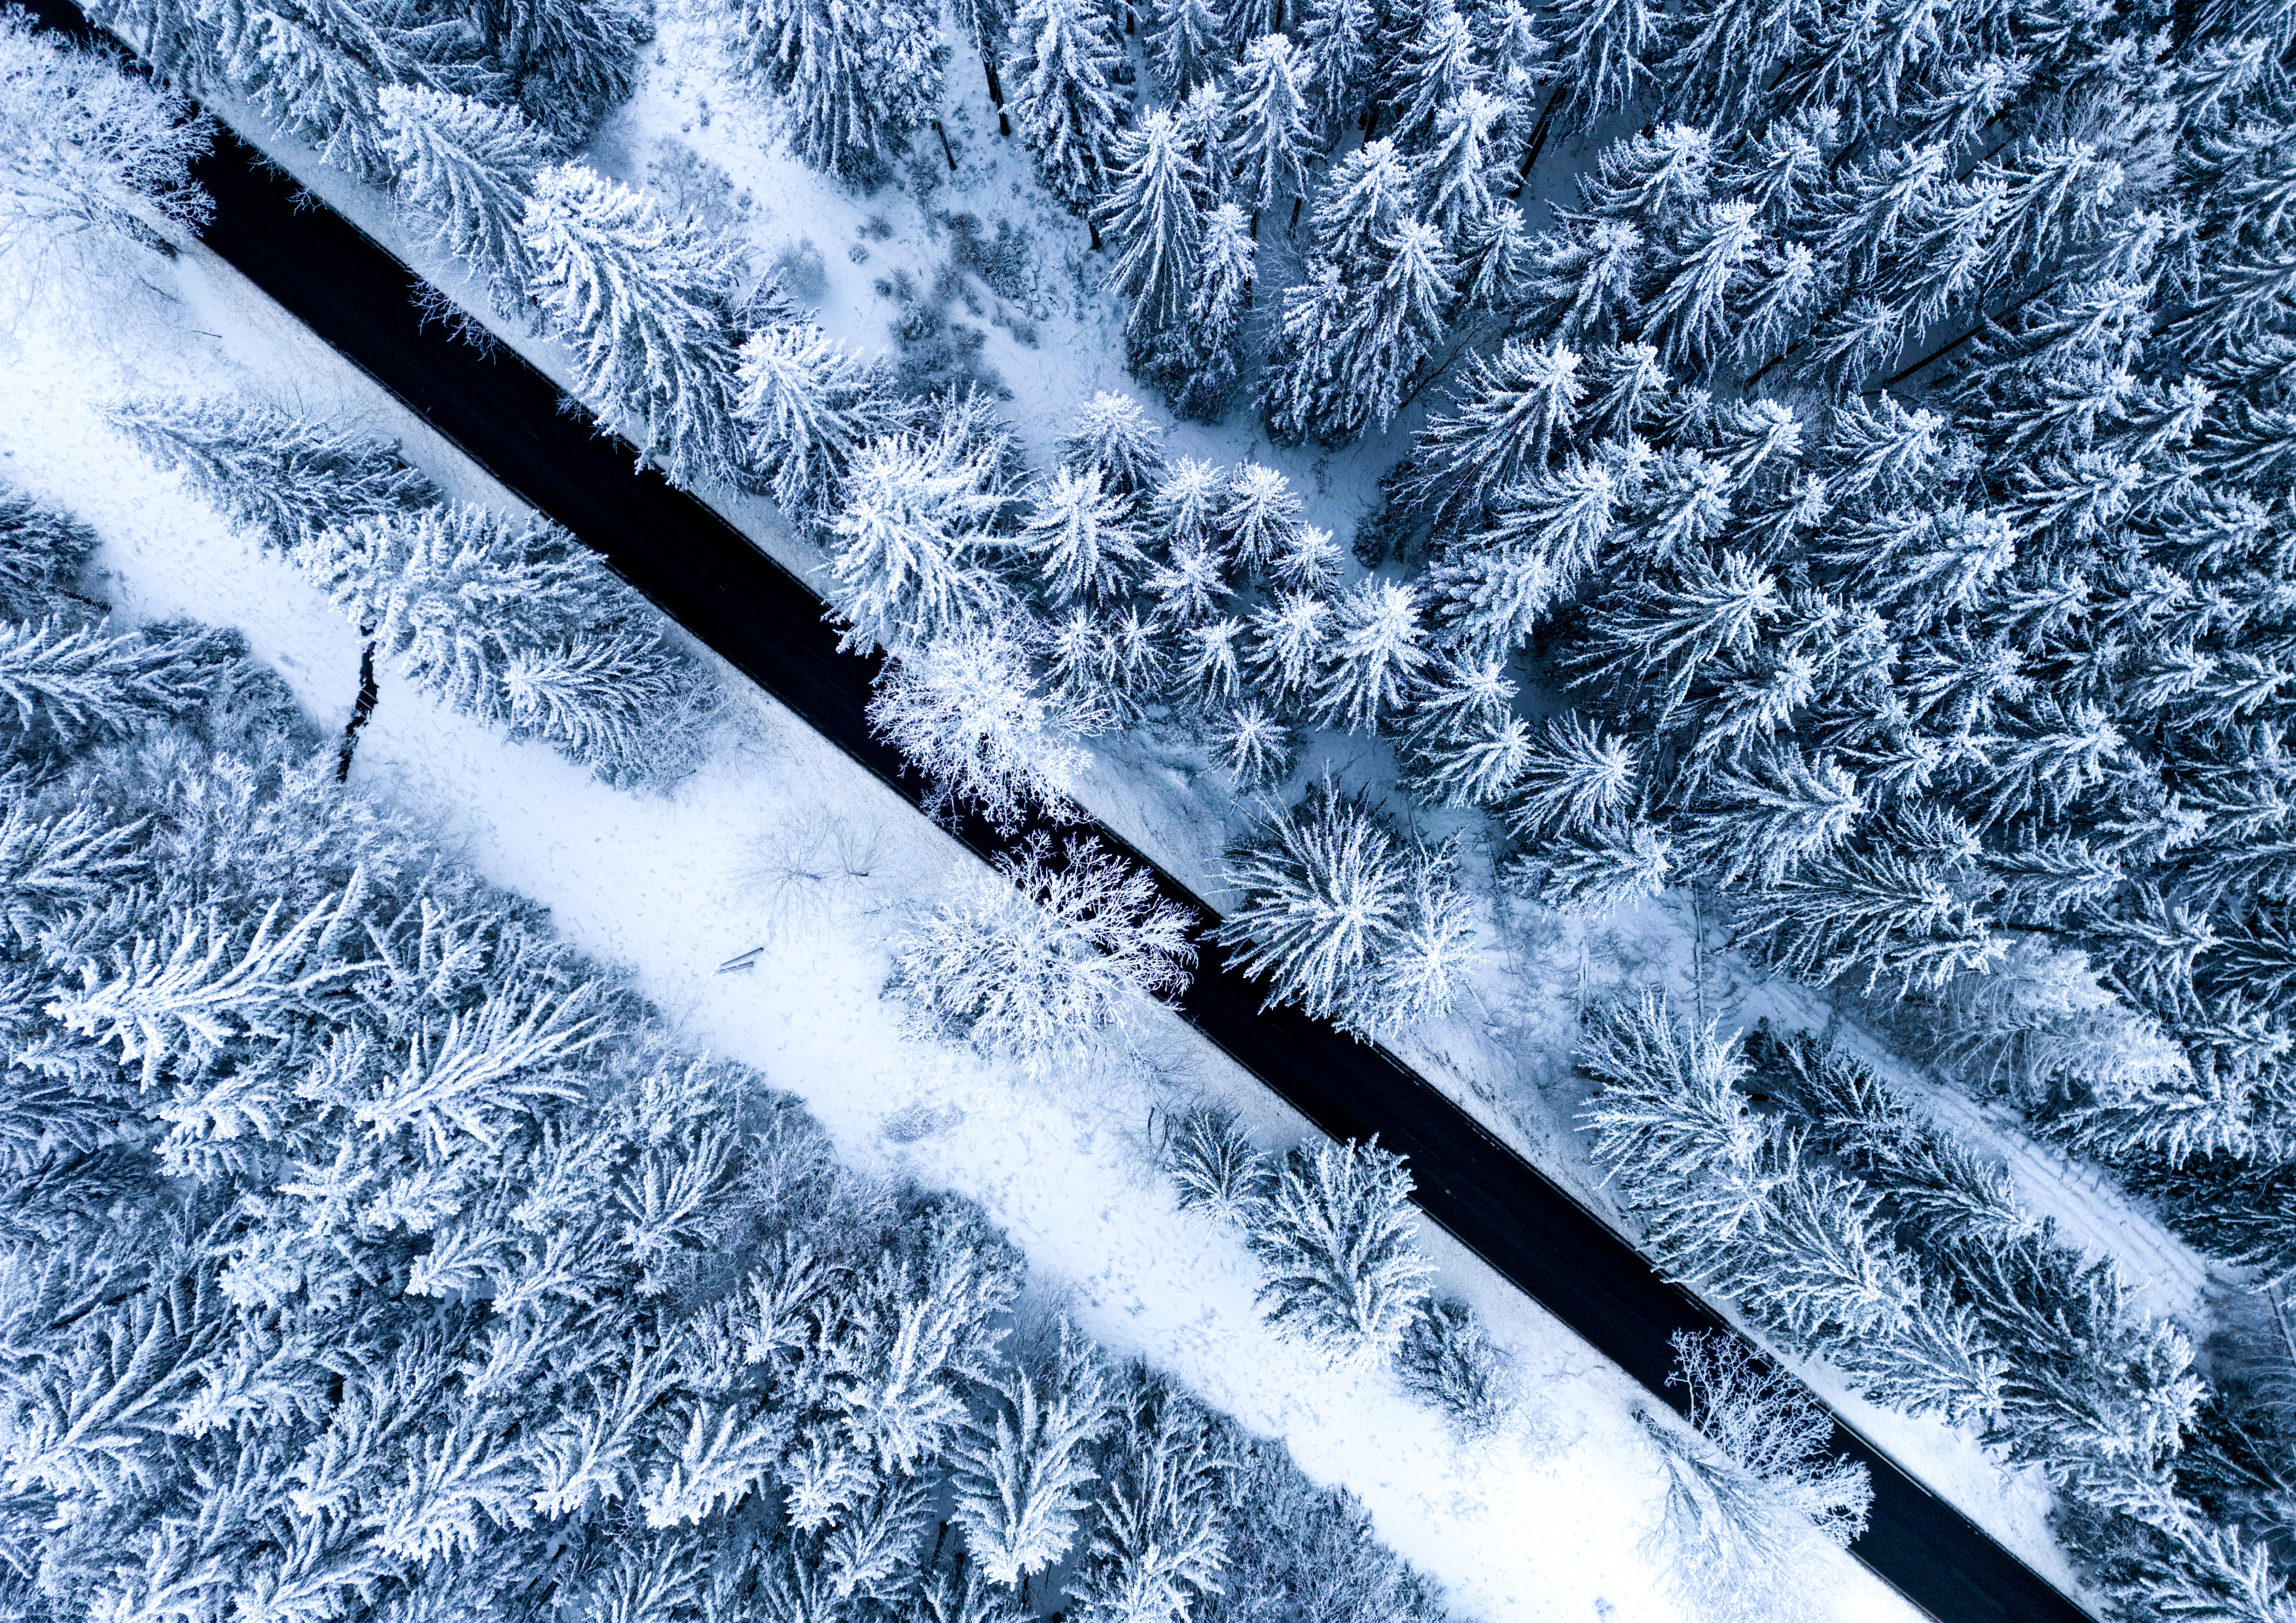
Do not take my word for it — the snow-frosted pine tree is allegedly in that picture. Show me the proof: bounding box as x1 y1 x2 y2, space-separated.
950 1322 1113 1586
1103 112 1208 351
1315 577 1429 733
1018 464 1149 604
1246 1137 1434 1364
1009 0 1128 211
1163 201 1255 419
1061 393 1170 497
1297 0 1374 135
1391 338 1583 543
1146 0 1226 94
376 86 550 306
1335 219 1455 435
519 164 745 487
1219 462 1304 575
459 0 644 140
825 429 1013 655
1227 33 1316 225
867 618 1083 830
733 323 903 518
720 0 944 182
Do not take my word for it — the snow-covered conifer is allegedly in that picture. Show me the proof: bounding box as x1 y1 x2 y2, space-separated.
1397 1298 1515 1438
867 619 1083 830
376 86 550 306
1387 0 1477 151
1009 0 1128 211
107 396 441 554
1210 700 1293 785
1219 463 1305 575
520 164 745 487
1062 393 1169 498
1392 338 1583 543
951 1322 1112 1585
1180 616 1246 708
0 618 212 747
1315 577 1428 734
1164 202 1256 419
1147 0 1227 94
1501 713 1639 838
1228 33 1316 223
1149 457 1229 554
1163 1101 1268 1222
1273 524 1344 592
1019 464 1149 604
462 0 644 140
0 490 98 622
1071 1370 1230 1623
1335 219 1455 435
1246 1137 1433 1363
721 0 944 182
1545 0 1660 128
825 427 1014 655
1521 818 1672 912
297 503 715 784
1244 589 1331 710
734 323 902 518
1416 86 1502 243
1455 198 1534 311
1679 745 1865 888
1104 113 1207 348
1297 0 1374 134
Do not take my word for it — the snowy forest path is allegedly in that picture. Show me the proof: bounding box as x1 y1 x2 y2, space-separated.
24 3 2090 1615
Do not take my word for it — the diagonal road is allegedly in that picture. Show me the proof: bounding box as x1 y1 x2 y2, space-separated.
27 7 2092 1616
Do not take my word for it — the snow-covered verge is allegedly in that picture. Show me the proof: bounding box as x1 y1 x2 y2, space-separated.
111 28 2147 1594
0 232 1933 1622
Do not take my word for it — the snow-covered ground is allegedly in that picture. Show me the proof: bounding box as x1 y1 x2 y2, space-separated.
1 223 1944 1623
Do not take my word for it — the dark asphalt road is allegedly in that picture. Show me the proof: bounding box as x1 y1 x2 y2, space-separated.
31 8 2094 1616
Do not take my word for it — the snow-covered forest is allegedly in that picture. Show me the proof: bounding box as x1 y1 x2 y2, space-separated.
14 0 2296 1608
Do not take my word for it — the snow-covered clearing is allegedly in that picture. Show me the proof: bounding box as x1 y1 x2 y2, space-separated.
1 224 1941 1622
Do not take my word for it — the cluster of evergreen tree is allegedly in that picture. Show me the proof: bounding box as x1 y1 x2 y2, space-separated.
1164 1106 1516 1440
107 394 720 787
1578 997 2292 1617
0 478 1447 1623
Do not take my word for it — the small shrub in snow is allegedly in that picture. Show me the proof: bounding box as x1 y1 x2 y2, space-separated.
1246 1137 1434 1366
1396 1297 1515 1441
889 833 1194 1069
1161 1100 1266 1224
867 618 1083 832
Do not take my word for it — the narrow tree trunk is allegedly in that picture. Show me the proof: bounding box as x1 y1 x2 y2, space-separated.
1000 108 1013 136
1126 4 1136 29
1089 217 1103 250
984 58 1003 105
1249 208 1261 240
934 120 957 170
1289 195 1302 231
336 634 380 783
1511 84 1564 198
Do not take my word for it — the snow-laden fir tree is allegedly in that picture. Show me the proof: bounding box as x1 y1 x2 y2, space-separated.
719 0 945 182
0 12 212 267
1103 111 1206 354
1227 32 1316 226
1396 1298 1515 1439
1018 463 1149 604
734 322 904 518
889 832 1194 1069
1070 1367 1230 1623
1390 338 1585 544
1246 1137 1434 1365
1163 1100 1268 1222
107 395 442 554
1244 588 1332 711
376 84 552 307
1160 201 1255 419
1315 577 1429 734
1009 0 1128 211
1216 780 1468 1031
1296 0 1374 135
0 490 97 622
1060 395 1169 503
951 1321 1113 1586
867 617 1083 830
519 163 745 488
1217 461 1304 575
1145 0 1225 96
825 421 1016 655
296 503 717 785
458 0 645 139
